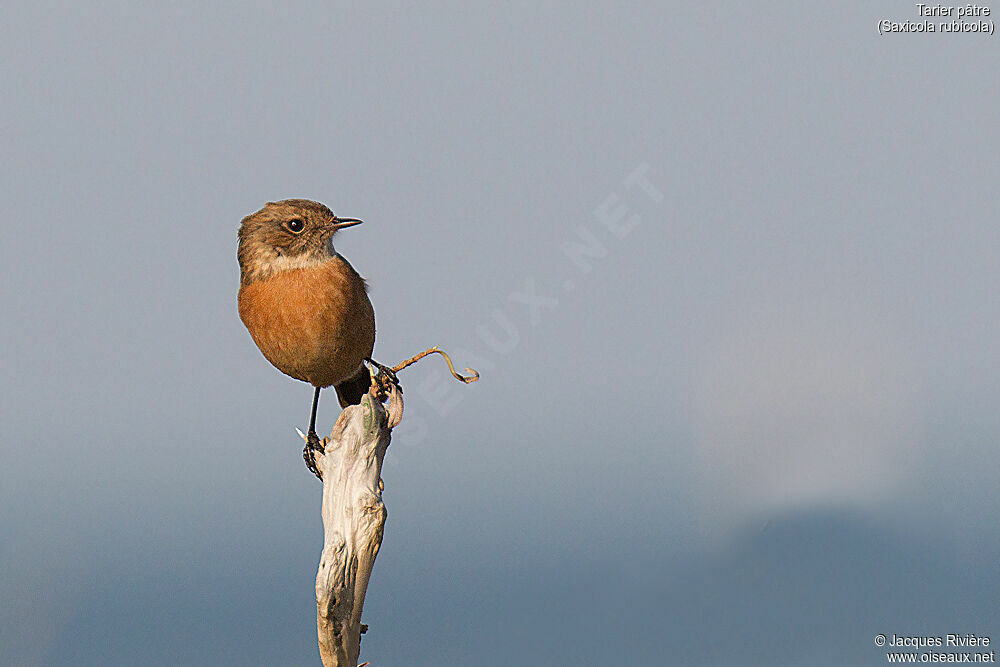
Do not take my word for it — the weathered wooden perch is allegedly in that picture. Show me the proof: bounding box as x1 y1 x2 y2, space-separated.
312 383 402 667
307 347 475 665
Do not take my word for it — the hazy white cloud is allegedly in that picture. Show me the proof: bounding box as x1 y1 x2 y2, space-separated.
691 304 924 525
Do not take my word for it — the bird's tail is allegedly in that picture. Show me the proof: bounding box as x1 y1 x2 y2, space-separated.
334 364 371 408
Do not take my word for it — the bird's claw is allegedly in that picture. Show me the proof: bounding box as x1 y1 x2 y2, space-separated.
366 358 401 396
303 429 324 480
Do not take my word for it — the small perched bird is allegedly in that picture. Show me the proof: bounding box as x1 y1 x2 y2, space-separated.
237 199 376 475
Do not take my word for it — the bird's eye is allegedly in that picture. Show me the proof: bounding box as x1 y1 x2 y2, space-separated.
287 219 305 233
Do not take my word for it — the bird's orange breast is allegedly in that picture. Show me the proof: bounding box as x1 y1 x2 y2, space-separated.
238 257 375 387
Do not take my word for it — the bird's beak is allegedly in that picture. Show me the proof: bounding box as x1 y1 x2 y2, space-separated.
329 217 363 231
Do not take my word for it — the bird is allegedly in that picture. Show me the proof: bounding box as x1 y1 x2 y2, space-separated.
237 198 378 477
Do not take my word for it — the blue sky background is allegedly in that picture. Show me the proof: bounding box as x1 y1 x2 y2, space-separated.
2 3 998 665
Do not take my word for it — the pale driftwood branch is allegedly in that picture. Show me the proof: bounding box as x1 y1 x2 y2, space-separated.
313 384 402 666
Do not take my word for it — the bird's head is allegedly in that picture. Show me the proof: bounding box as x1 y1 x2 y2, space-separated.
237 199 363 283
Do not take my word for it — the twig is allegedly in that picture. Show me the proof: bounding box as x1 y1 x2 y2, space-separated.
390 346 480 383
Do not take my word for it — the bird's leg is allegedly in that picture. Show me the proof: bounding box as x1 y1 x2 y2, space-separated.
303 386 324 480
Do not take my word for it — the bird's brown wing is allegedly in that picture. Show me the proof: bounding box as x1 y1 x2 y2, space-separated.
334 364 371 407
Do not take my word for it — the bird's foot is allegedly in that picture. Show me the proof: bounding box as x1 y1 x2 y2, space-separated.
303 429 325 480
366 357 401 396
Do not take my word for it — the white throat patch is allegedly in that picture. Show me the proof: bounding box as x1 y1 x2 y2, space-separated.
264 252 332 274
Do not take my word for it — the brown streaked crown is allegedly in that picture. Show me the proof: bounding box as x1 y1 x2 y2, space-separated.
237 199 341 284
